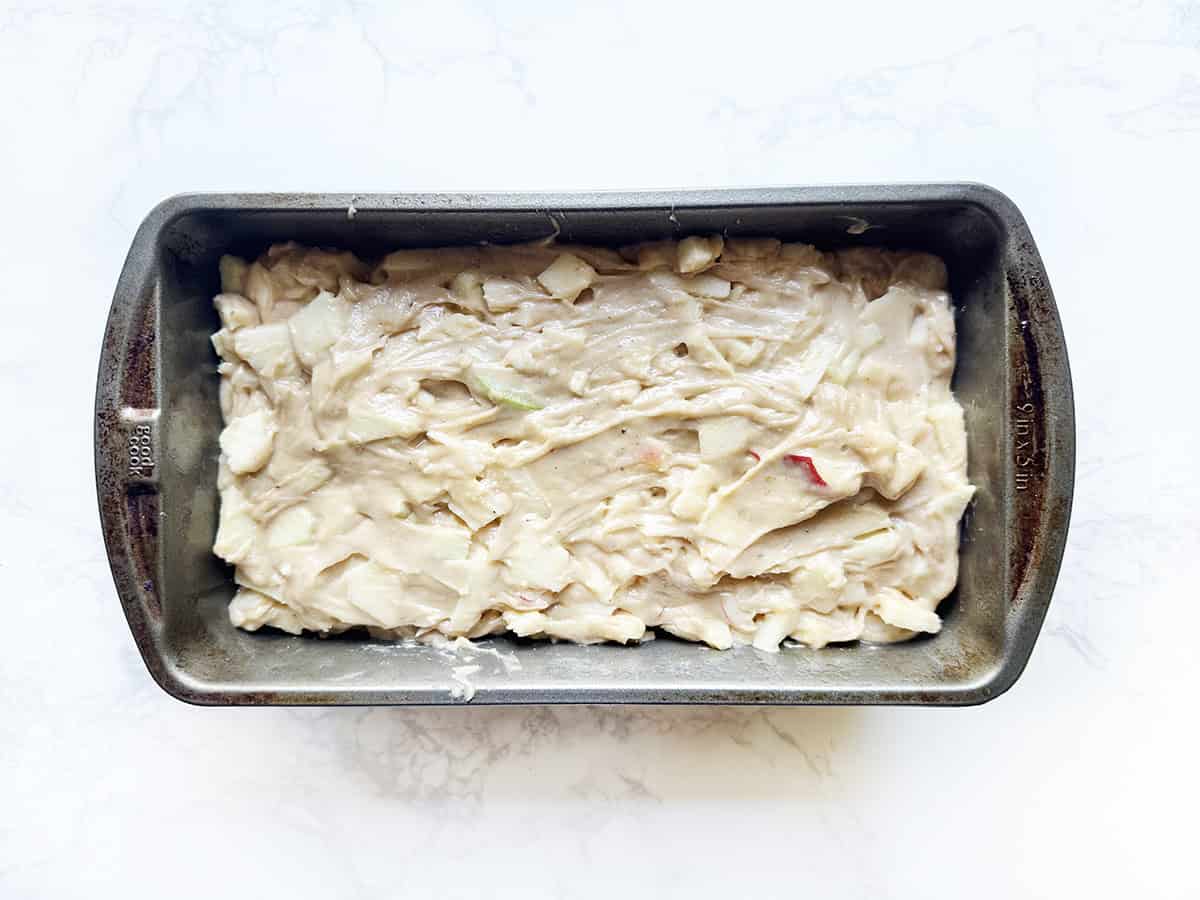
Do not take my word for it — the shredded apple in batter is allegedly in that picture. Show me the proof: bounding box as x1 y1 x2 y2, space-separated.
211 236 973 651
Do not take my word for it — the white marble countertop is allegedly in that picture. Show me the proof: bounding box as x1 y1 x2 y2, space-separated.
2 1 1197 897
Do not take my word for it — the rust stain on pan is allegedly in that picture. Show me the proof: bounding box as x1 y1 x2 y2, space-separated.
122 290 158 409
1006 268 1047 599
1006 234 1070 603
125 491 161 618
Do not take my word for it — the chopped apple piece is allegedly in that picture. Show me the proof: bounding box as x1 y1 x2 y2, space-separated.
537 253 597 303
676 235 723 274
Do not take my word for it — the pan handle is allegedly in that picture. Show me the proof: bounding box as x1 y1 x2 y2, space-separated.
95 215 165 652
991 187 1076 652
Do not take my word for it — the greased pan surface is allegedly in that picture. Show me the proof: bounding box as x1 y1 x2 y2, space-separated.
95 185 1074 705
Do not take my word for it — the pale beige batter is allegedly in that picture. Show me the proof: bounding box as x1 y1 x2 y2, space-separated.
211 236 973 650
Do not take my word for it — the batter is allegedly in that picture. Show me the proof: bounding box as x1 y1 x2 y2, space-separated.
211 236 973 650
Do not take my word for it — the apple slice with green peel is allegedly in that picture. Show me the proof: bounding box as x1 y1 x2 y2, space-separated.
467 367 545 411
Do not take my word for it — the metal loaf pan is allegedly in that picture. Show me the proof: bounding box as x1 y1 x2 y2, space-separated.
95 185 1074 706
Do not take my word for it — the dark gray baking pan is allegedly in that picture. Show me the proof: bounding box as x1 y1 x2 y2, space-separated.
95 185 1074 706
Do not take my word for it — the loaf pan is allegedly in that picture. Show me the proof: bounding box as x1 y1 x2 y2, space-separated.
95 185 1074 706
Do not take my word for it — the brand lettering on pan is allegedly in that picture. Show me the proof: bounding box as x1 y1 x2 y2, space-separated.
128 423 154 478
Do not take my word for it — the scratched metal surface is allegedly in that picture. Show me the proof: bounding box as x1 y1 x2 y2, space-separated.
94 185 1074 705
